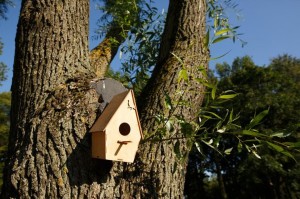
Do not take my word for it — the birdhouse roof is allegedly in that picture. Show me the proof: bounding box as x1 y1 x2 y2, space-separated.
90 90 143 138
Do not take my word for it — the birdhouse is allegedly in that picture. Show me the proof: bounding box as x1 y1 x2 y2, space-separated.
90 89 143 163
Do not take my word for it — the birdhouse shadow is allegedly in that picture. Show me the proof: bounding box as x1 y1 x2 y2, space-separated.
66 78 127 186
66 132 113 186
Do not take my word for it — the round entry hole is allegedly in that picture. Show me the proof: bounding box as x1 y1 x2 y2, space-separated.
119 123 131 136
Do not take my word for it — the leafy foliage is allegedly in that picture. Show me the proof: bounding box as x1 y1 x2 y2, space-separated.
0 39 7 86
185 55 300 198
119 2 165 94
206 0 246 49
95 0 143 39
0 92 11 188
216 55 300 134
0 0 11 187
95 0 165 94
0 0 13 20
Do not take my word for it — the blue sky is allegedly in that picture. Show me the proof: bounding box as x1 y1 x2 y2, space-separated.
1 0 300 92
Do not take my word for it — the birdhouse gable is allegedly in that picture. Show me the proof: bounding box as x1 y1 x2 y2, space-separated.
90 90 142 139
90 90 129 133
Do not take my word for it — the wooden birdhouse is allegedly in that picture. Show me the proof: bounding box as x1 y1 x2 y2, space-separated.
90 89 143 163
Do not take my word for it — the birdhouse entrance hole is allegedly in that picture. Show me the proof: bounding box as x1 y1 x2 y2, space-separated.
119 123 131 136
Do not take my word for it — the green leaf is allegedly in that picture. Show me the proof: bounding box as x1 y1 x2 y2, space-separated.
198 65 207 74
229 109 234 123
155 115 162 123
211 84 217 100
286 142 300 148
164 92 173 110
157 127 167 137
165 120 174 132
270 132 291 138
224 147 233 155
266 141 284 152
217 127 226 133
181 122 194 137
201 115 213 120
218 93 238 99
252 151 261 159
280 151 296 161
171 52 184 65
195 78 214 88
207 139 213 145
215 28 231 36
212 36 231 44
237 142 243 153
195 142 203 155
209 50 231 61
232 26 240 30
178 69 188 83
202 139 222 155
245 144 251 152
235 130 269 138
247 109 269 129
214 18 218 29
267 142 296 161
203 111 222 120
204 30 210 48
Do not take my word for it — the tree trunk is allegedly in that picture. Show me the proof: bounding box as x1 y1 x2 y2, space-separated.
215 158 228 199
90 25 129 78
1 0 208 198
124 0 208 197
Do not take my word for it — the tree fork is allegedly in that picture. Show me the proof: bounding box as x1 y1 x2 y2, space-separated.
1 0 209 198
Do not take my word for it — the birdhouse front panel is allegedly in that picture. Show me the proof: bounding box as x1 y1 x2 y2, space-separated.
90 90 143 163
104 92 142 162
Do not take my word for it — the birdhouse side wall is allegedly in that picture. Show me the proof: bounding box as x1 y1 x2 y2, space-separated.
91 131 106 159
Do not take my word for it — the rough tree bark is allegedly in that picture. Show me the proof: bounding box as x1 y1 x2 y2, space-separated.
1 0 208 198
126 0 208 197
89 25 129 78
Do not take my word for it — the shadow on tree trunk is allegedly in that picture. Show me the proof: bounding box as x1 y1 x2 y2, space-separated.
66 132 113 186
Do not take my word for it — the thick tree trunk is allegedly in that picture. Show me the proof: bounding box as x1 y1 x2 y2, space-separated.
1 1 103 198
121 0 209 197
1 0 208 198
